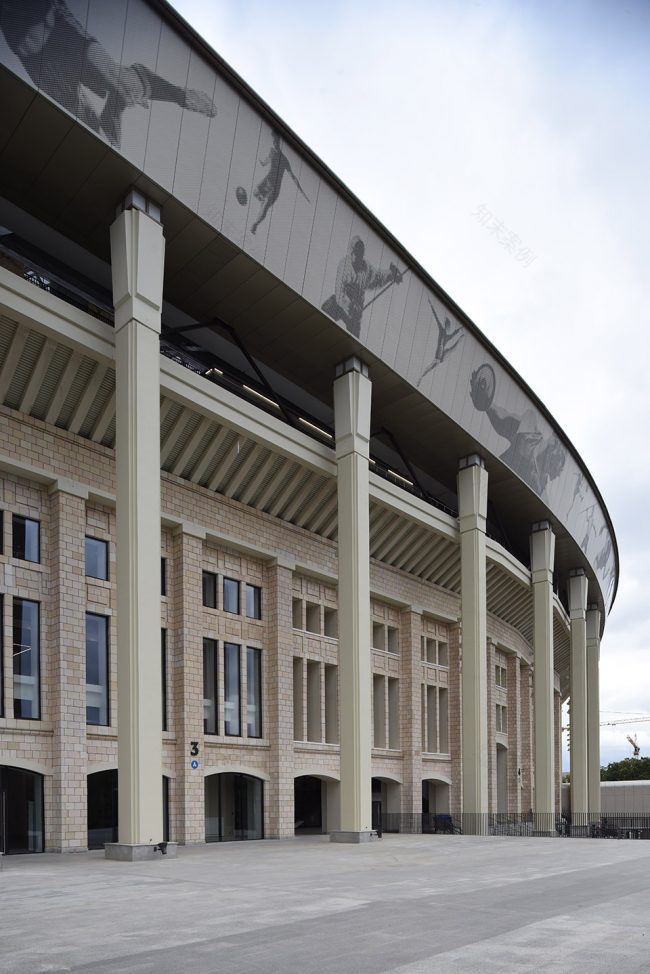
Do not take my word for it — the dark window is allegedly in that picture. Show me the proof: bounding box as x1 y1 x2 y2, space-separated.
161 557 167 597
202 571 217 609
161 629 168 732
0 510 3 555
224 642 241 736
245 584 262 620
203 638 218 735
12 515 40 563
13 598 40 719
246 647 262 738
223 577 240 614
86 614 109 726
162 776 170 843
85 537 108 580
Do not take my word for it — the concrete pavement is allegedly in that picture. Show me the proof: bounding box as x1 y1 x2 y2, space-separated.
2 834 649 973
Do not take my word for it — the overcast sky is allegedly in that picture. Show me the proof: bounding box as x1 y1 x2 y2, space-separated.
173 0 650 767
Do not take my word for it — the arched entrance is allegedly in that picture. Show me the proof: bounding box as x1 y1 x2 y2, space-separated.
87 770 118 850
422 777 451 832
496 744 508 813
0 765 44 854
205 773 264 842
294 775 339 834
371 777 401 833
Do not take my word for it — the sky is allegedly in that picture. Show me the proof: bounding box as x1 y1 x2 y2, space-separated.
172 0 650 767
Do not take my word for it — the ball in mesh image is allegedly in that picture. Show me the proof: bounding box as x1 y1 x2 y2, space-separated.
236 186 248 206
470 363 496 411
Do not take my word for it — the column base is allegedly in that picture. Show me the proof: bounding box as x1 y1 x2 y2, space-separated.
329 830 377 844
104 842 178 861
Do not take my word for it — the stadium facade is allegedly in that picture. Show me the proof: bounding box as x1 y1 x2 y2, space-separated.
0 0 616 854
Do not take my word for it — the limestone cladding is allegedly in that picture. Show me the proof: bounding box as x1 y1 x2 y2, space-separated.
0 407 556 847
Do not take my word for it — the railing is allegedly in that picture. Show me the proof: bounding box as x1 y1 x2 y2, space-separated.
377 811 650 839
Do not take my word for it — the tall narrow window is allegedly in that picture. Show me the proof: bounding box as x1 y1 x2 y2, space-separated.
12 515 40 563
161 557 167 597
86 613 109 726
245 583 262 620
161 628 168 732
223 578 240 615
202 570 217 609
223 642 241 736
85 537 108 580
246 647 262 738
13 598 40 719
203 638 218 735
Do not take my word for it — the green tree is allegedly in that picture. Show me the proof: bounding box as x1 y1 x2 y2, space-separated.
600 757 650 781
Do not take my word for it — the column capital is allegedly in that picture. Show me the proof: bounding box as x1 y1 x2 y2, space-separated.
334 365 371 460
530 522 555 581
48 477 89 500
586 606 601 645
457 457 488 534
110 206 165 334
335 356 369 379
568 569 588 620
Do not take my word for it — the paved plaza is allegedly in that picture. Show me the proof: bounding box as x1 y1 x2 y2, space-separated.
2 835 649 973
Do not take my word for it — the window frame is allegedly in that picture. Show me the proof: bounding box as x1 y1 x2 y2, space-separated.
12 514 40 563
245 583 262 620
85 536 109 581
203 637 219 735
85 612 110 727
223 577 240 615
223 641 241 737
13 597 41 720
202 570 218 609
246 646 262 739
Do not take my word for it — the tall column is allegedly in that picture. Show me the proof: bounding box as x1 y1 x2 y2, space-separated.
109 198 165 855
458 455 488 832
586 605 601 817
486 639 496 812
569 568 588 821
48 483 88 850
506 655 522 814
172 525 206 844
530 521 555 830
266 556 296 838
332 357 372 842
400 607 423 822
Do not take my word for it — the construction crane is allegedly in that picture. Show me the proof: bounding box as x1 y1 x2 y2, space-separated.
627 734 641 758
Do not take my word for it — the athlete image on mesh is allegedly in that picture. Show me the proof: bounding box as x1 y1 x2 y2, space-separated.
321 236 404 338
470 363 566 497
0 0 216 148
417 298 464 386
250 131 310 235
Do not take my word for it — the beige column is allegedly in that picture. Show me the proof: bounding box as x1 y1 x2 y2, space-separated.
458 455 488 832
569 568 588 820
486 639 496 812
506 654 522 813
332 357 372 842
400 607 423 819
172 525 206 844
530 521 555 830
586 605 601 817
48 483 88 851
266 556 296 838
110 199 165 853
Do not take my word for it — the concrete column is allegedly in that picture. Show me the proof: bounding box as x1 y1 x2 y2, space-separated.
266 556 296 838
399 607 423 819
506 655 522 813
48 483 88 851
530 521 555 829
486 639 496 813
109 200 165 854
458 455 488 832
569 569 588 820
172 525 206 844
448 624 463 816
332 357 373 842
586 605 601 817
519 662 533 813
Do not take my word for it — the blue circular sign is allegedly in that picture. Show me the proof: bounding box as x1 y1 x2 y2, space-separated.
190 759 199 770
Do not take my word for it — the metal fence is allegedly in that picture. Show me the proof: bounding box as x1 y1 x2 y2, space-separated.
377 812 650 839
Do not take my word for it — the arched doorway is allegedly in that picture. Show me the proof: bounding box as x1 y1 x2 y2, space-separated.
294 775 339 835
422 777 451 832
371 777 401 832
87 770 118 850
0 765 44 854
496 744 508 813
205 773 264 842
